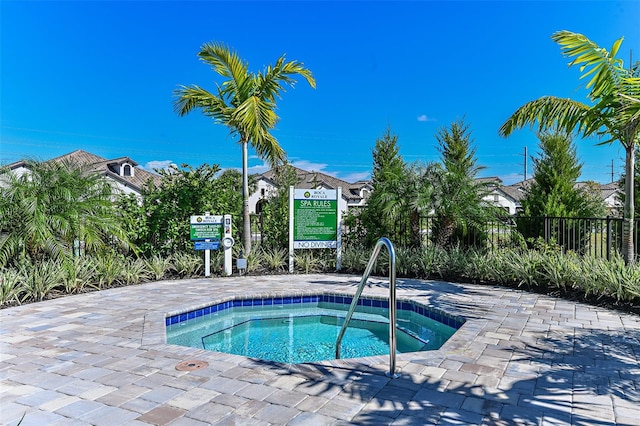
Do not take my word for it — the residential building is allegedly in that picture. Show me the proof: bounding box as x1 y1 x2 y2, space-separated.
3 149 162 199
249 166 372 215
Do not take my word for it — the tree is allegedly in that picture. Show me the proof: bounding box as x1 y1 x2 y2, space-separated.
0 159 131 267
356 128 435 248
617 146 640 217
118 163 246 256
521 132 603 217
516 132 606 248
360 127 407 245
174 42 315 255
500 31 640 263
431 118 496 248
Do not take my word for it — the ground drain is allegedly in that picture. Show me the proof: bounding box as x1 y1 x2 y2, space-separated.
175 360 209 371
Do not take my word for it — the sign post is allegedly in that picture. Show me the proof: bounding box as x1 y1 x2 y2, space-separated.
190 213 234 276
289 187 342 272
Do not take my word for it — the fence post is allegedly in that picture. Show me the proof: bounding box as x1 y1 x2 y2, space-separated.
544 215 549 244
606 215 612 261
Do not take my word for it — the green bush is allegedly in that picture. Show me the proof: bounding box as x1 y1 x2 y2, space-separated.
61 257 98 294
0 269 24 306
171 252 203 278
19 260 64 302
2 242 638 312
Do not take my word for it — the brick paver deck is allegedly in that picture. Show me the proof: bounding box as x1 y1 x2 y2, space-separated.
1 274 638 425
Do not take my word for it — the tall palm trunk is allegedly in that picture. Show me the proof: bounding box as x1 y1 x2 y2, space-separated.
242 140 252 255
622 142 636 264
434 216 455 249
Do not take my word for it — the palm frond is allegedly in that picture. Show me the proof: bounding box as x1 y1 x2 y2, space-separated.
499 96 591 137
258 56 316 102
232 96 285 165
552 30 625 99
198 42 248 93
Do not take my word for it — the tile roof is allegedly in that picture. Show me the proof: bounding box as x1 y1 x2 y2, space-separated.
7 149 161 193
258 166 371 202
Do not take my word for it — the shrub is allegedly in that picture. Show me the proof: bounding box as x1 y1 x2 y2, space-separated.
19 260 64 302
61 257 98 294
171 252 203 278
94 253 126 288
0 268 24 306
144 255 173 281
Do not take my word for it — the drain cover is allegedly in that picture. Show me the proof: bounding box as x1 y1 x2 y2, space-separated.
175 360 209 371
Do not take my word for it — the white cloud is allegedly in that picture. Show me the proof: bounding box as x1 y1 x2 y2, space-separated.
247 163 270 175
498 173 524 186
142 160 176 171
417 114 436 122
340 171 371 182
290 159 329 173
244 158 370 183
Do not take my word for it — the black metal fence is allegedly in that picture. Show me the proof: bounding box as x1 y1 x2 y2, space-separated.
372 215 640 260
250 213 639 260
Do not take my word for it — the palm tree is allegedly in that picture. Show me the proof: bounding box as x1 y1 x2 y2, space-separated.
499 31 640 263
0 159 132 267
431 119 496 249
174 42 315 254
376 162 436 248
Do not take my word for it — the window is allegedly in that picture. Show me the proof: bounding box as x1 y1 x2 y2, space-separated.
123 164 132 177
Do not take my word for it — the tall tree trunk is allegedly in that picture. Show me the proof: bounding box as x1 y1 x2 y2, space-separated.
435 216 455 249
242 140 252 256
622 143 635 264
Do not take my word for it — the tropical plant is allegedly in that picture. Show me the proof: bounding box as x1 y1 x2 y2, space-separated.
121 258 151 285
61 257 97 294
0 159 133 268
171 252 203 277
0 269 24 306
616 146 640 216
144 255 173 281
260 246 288 272
431 118 500 248
294 251 323 274
500 31 640 263
118 163 244 257
174 42 316 255
19 260 64 302
94 253 126 288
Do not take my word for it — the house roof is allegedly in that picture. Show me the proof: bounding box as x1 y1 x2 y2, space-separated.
258 166 371 202
502 178 621 204
6 149 161 193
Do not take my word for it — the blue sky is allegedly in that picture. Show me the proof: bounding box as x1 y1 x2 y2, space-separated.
1 1 638 185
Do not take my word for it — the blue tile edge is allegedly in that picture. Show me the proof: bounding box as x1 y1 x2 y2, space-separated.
165 292 466 330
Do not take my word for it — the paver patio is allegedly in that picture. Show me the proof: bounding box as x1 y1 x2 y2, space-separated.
1 274 639 425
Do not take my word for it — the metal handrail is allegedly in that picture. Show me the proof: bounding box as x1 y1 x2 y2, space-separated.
335 237 399 378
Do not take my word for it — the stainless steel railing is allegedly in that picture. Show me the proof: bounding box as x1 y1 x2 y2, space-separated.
335 237 399 378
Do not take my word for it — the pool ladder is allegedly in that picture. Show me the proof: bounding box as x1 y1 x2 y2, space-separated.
335 237 399 378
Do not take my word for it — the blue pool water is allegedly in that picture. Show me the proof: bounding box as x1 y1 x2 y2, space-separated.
166 294 462 364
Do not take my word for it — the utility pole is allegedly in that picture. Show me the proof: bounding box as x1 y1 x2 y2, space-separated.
611 159 615 183
523 146 528 181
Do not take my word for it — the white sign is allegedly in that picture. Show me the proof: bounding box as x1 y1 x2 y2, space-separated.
190 215 223 224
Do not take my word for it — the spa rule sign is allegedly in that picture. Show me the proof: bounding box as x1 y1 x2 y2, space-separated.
289 187 342 272
293 189 337 248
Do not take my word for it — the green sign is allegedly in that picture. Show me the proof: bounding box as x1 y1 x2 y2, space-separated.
293 193 337 248
190 223 222 241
